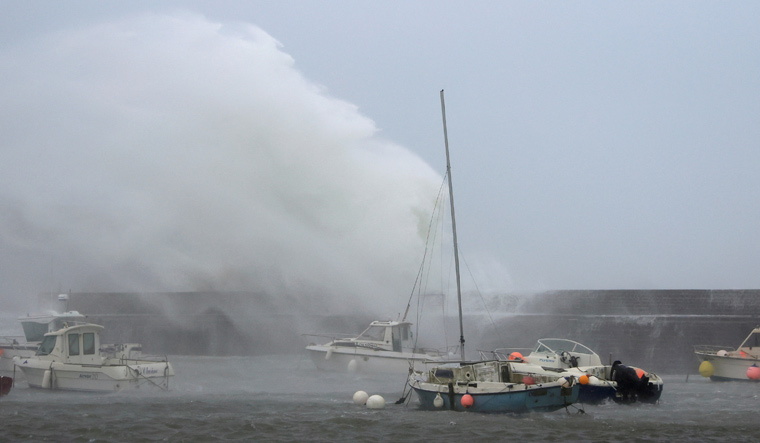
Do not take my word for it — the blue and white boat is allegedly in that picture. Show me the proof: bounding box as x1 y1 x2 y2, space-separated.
480 338 664 404
410 359 578 412
406 91 579 413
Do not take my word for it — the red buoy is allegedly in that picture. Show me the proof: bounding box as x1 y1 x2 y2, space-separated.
461 394 474 408
747 365 760 380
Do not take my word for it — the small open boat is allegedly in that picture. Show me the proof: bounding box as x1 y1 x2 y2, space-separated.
480 338 664 404
695 326 760 381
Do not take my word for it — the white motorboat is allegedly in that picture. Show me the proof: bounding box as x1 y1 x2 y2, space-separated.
305 320 449 373
14 322 173 392
1 307 86 375
695 326 760 381
480 338 664 404
405 91 579 413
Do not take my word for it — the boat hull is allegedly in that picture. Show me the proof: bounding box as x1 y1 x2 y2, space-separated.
0 345 36 376
567 366 664 404
14 358 174 392
307 345 442 374
695 353 760 381
411 382 579 413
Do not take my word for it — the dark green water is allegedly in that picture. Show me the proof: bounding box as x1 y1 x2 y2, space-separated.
2 355 758 442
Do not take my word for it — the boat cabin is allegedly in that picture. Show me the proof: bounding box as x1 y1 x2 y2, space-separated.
35 323 104 365
343 321 413 352
19 311 86 344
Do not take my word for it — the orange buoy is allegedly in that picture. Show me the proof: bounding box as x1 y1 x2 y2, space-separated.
509 352 523 361
635 368 645 378
747 365 760 380
461 394 474 408
579 374 589 385
522 376 535 385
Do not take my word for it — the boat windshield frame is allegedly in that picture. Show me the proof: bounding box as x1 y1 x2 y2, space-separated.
357 325 387 342
739 329 760 350
534 338 596 356
36 335 57 356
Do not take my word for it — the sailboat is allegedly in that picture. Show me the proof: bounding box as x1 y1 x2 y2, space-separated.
406 90 580 413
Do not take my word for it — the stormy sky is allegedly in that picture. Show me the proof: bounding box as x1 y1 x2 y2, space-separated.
1 1 759 314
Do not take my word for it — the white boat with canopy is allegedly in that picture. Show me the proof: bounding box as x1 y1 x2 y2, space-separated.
305 320 449 373
1 296 86 375
14 322 173 392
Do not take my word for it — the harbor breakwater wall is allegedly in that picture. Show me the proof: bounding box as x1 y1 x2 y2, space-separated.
52 290 760 374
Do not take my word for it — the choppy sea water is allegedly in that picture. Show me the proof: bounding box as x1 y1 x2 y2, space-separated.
3 355 760 442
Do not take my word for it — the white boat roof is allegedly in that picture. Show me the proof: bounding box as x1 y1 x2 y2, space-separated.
18 310 85 324
43 323 104 336
367 320 412 327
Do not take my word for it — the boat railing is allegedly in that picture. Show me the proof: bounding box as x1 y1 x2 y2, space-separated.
301 333 357 342
477 348 532 361
413 345 458 357
117 354 171 364
0 336 26 347
693 344 735 354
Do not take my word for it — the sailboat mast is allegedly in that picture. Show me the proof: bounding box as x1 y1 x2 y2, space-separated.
439 89 465 362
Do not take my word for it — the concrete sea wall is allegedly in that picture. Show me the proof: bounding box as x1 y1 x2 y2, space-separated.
50 289 760 374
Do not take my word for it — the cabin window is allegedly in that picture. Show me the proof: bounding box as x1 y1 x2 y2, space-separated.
83 333 96 355
68 333 80 356
36 335 57 356
399 324 410 341
359 326 386 342
391 327 402 352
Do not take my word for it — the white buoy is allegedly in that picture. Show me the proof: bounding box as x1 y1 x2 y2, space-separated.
366 394 386 409
42 370 52 389
347 359 358 373
433 393 444 408
558 377 571 388
353 390 369 405
717 350 728 357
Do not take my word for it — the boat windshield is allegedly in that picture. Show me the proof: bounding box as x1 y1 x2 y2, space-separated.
358 326 386 342
36 335 57 356
534 339 595 355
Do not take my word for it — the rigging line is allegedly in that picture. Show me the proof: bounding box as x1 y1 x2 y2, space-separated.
403 174 449 323
416 186 447 350
409 176 450 352
459 248 506 344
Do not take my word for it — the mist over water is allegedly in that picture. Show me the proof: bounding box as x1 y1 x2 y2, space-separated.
0 13 444 314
